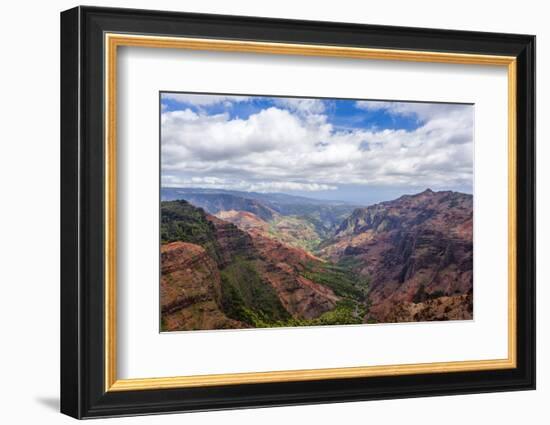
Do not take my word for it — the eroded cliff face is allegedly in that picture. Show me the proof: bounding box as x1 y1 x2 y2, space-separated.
160 241 244 331
206 214 258 267
320 189 473 323
160 201 342 329
248 229 339 319
215 210 270 234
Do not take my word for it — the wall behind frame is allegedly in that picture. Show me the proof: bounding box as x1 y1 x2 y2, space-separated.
0 0 544 424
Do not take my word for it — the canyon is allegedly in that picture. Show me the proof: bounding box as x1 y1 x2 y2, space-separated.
160 188 473 331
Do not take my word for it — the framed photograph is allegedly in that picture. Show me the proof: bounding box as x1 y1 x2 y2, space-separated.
60 6 535 419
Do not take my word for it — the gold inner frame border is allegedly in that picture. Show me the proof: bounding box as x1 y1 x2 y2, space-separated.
104 33 517 392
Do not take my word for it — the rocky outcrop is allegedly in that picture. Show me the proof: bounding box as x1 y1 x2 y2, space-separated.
249 230 339 319
160 241 244 331
215 210 270 233
320 189 473 323
370 292 473 323
206 214 258 267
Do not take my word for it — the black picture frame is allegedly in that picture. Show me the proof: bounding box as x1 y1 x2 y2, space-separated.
61 5 535 419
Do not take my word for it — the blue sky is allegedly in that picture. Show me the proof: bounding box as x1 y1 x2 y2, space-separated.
161 95 421 133
160 92 473 205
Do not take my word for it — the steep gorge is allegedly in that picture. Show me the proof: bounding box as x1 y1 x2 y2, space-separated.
161 188 473 329
160 200 359 330
319 189 473 322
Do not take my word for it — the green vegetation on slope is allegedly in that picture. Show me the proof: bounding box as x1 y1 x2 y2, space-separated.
311 299 366 325
249 299 367 328
294 262 370 326
220 257 291 327
273 204 358 236
219 256 370 328
161 200 223 264
301 262 369 301
336 255 366 272
267 215 322 252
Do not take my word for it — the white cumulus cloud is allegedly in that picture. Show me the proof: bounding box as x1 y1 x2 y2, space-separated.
355 100 472 123
161 98 473 193
161 93 250 107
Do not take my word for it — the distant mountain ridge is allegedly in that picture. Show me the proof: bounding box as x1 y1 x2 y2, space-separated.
162 187 360 243
176 192 277 221
161 187 353 206
216 210 322 252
